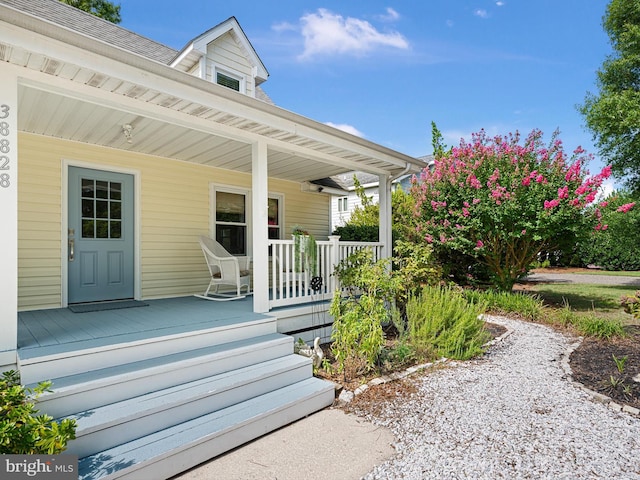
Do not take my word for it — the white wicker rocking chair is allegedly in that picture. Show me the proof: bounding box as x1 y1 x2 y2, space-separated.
194 236 251 301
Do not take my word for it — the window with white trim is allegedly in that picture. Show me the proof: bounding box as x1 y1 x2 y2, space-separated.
214 188 248 255
211 186 283 256
338 196 348 213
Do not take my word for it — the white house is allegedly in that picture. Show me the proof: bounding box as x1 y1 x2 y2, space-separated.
330 155 434 231
0 1 425 478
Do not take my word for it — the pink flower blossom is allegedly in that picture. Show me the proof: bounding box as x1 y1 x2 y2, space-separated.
476 240 484 249
521 177 531 187
466 174 482 189
544 199 560 210
535 174 546 184
599 201 609 208
557 186 569 199
617 202 636 213
600 165 612 179
462 208 470 217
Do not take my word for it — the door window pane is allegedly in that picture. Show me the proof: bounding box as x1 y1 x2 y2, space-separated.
110 221 122 239
80 177 125 239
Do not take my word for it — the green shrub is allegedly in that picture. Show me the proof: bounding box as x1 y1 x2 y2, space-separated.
621 291 640 319
464 289 545 321
406 286 490 360
331 224 379 242
330 249 399 380
0 370 76 454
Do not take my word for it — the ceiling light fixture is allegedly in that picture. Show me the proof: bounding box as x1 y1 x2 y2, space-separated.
122 124 133 143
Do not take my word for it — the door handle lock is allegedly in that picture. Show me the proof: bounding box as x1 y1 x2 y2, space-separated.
68 239 75 262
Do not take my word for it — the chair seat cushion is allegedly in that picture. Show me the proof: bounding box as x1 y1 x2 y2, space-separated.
212 270 251 278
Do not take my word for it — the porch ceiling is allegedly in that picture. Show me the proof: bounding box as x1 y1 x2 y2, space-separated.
18 85 386 184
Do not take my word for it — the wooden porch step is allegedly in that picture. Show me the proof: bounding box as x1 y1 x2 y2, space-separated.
66 354 312 459
18 316 277 385
35 333 293 418
77 377 335 480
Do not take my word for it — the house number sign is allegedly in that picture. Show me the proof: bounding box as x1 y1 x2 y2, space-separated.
0 104 10 188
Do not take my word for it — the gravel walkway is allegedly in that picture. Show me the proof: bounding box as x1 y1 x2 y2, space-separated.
360 316 640 479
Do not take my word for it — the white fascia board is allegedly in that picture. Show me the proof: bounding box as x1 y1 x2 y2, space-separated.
169 43 201 68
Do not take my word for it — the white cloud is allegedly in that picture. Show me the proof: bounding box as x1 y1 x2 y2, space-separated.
325 122 365 137
272 21 296 33
474 9 489 19
378 7 400 22
496 1 505 6
298 8 409 60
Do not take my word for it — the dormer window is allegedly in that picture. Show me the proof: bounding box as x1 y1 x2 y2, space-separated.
215 67 245 93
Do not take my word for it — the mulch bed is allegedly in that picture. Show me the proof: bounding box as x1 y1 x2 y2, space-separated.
569 325 640 410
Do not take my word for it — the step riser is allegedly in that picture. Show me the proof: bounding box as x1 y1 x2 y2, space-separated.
94 387 335 480
19 319 276 384
68 361 312 459
40 339 293 418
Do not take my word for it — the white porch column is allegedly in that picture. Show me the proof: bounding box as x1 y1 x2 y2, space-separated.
251 140 269 313
378 174 392 259
0 68 19 368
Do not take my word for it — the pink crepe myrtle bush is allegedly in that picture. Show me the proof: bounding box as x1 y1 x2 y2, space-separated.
411 129 615 291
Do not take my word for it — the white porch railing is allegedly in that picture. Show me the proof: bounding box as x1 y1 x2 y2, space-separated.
268 236 383 309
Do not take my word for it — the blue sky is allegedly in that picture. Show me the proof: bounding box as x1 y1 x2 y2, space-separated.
119 1 613 185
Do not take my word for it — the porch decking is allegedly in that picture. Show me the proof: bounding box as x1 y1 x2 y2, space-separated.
17 296 260 359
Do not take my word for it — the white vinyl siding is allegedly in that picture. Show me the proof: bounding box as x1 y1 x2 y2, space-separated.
205 32 255 97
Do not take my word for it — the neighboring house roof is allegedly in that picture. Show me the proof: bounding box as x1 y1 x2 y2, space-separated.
328 155 435 192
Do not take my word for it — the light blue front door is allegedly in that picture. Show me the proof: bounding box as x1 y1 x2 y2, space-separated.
68 167 135 304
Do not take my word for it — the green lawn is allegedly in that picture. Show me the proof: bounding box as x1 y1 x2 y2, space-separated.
520 283 638 325
566 270 640 278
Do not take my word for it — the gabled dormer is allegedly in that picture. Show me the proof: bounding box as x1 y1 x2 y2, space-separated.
170 17 269 99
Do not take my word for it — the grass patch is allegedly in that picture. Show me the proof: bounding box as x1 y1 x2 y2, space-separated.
464 289 545 321
519 283 638 325
545 301 626 339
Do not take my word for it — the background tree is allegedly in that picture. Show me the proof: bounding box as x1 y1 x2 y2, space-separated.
580 191 640 270
412 127 614 291
60 0 121 24
580 0 640 194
